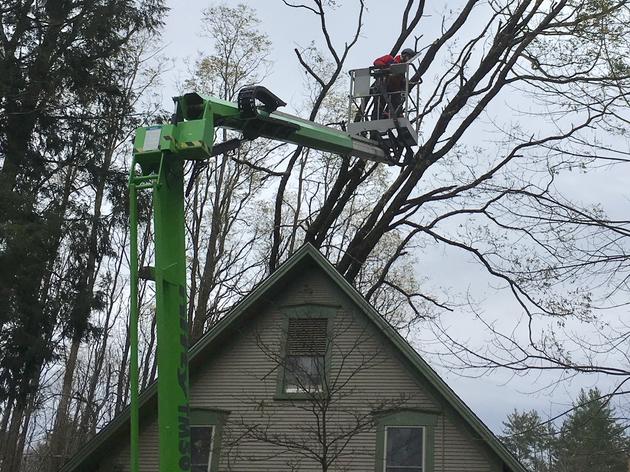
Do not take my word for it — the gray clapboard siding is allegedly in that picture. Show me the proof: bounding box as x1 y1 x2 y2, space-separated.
102 267 499 471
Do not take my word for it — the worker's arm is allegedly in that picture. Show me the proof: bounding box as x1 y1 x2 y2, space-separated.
374 54 399 68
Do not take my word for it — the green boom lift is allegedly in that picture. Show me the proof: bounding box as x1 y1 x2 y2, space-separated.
128 78 417 472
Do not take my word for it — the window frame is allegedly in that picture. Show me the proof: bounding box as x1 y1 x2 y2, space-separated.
274 304 337 400
383 425 425 472
375 409 439 472
189 408 229 472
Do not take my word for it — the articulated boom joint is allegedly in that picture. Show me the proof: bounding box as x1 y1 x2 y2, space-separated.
237 85 287 117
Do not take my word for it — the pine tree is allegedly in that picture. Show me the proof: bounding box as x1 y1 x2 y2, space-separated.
0 2 166 470
555 388 628 472
501 409 554 472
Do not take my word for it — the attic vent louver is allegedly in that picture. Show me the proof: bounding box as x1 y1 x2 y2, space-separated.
287 318 328 355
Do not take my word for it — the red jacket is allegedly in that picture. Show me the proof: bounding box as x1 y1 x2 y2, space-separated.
373 54 402 68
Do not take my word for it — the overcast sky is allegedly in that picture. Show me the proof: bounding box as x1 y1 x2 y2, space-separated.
159 0 629 433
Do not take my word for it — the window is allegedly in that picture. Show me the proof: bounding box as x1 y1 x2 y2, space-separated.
385 426 424 472
274 305 337 399
283 317 328 394
375 410 437 472
191 425 214 472
189 408 228 472
285 354 324 393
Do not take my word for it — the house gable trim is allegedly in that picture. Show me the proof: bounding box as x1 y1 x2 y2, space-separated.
300 246 526 472
61 244 526 472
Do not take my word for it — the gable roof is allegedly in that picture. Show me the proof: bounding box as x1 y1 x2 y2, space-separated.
62 243 527 472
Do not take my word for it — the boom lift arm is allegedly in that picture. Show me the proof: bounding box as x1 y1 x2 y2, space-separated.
128 88 389 472
134 89 387 165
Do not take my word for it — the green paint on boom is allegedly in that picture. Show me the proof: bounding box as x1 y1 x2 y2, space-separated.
133 91 387 164
152 153 190 471
129 89 388 472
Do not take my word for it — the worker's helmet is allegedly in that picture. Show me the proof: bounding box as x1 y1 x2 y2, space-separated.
401 48 415 60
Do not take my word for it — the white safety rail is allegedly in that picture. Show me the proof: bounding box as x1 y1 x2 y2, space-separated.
347 61 421 149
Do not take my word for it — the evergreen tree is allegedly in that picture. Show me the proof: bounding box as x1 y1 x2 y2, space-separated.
501 409 554 472
0 1 166 470
555 388 629 472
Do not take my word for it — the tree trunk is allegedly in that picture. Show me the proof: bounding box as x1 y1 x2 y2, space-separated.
115 328 131 416
0 396 14 468
48 334 81 472
191 153 228 340
49 124 119 466
1 395 26 472
16 397 35 471
77 244 123 439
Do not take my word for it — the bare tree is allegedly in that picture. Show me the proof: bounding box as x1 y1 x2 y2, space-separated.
183 3 274 340
222 312 411 471
8 1 630 469
253 0 630 399
268 0 368 273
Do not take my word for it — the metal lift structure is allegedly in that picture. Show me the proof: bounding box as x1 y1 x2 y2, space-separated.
348 60 420 161
128 74 417 472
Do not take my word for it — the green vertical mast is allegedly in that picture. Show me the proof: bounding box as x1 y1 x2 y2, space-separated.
129 151 191 472
152 153 190 471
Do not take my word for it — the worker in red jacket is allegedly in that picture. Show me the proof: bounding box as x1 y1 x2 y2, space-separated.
373 48 415 68
371 48 415 120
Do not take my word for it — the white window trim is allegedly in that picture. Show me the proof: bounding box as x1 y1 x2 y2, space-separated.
383 425 425 472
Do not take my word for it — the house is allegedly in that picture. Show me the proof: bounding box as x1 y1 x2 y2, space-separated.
60 244 526 472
